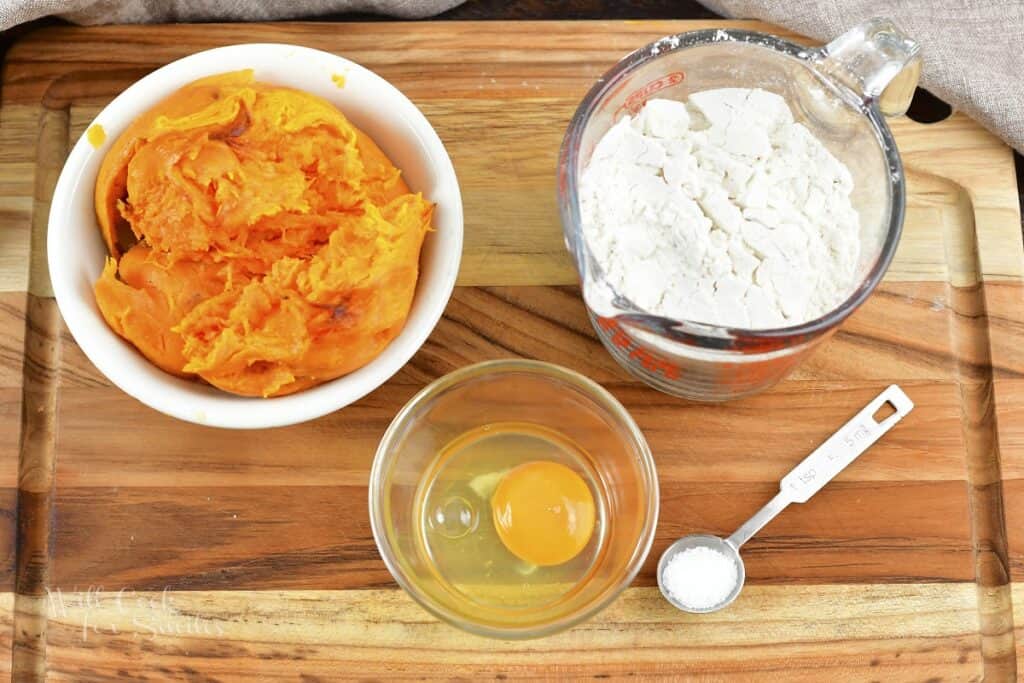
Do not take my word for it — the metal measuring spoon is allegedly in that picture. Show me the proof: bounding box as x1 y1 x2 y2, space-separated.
658 385 914 614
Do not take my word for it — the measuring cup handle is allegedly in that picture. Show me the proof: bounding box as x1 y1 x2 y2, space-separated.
813 17 922 117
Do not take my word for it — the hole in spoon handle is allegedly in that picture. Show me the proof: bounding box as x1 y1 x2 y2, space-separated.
780 385 914 504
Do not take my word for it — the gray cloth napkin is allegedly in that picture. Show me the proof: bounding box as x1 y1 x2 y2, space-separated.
0 0 462 27
701 0 1024 153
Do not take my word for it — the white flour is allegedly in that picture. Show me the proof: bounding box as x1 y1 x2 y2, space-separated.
661 545 739 610
579 89 861 329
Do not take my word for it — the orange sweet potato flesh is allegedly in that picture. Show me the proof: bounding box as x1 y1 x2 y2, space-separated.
93 71 432 397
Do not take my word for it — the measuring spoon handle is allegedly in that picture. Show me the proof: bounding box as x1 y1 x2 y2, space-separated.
727 385 914 550
782 385 913 503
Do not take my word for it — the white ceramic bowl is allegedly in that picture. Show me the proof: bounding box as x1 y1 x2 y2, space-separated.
48 43 463 429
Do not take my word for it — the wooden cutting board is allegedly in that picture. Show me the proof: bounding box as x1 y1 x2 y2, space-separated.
1 19 1022 681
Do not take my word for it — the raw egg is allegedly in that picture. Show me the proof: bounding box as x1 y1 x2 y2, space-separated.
491 460 596 566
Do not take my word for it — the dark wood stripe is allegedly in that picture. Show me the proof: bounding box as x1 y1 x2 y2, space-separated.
943 216 1018 681
49 380 981 487
46 480 973 591
1003 482 1024 579
53 282 1024 395
12 94 72 680
13 296 62 679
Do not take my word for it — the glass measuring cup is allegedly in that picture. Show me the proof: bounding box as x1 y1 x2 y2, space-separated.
557 19 921 401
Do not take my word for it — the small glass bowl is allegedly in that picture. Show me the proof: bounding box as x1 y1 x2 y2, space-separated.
369 360 659 639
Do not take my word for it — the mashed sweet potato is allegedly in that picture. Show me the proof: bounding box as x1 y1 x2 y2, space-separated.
93 70 432 397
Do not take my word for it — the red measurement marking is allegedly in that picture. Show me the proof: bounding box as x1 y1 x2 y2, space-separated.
618 71 686 116
597 317 682 380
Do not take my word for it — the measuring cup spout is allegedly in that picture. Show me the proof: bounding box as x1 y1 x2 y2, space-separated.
813 17 922 117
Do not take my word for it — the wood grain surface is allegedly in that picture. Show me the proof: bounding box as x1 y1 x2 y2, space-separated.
0 19 1021 681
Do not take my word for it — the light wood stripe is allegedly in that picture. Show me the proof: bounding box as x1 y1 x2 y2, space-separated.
33 585 981 679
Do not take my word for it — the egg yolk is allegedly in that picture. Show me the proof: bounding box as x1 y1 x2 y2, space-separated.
491 461 596 567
